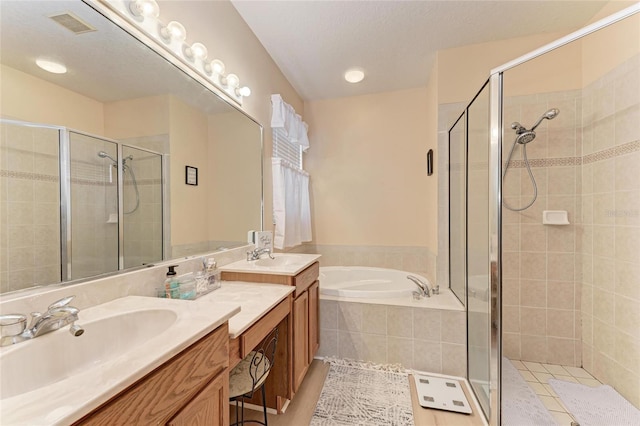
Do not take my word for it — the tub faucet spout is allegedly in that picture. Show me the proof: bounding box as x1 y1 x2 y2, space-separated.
407 275 438 298
407 275 430 298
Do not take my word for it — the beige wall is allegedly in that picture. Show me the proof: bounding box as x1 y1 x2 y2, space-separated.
208 111 262 243
304 88 434 250
582 10 640 85
168 96 210 247
436 31 571 105
0 65 104 134
104 95 170 139
157 0 304 231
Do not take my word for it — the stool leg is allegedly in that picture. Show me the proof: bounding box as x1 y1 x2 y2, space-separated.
261 385 268 426
234 398 240 426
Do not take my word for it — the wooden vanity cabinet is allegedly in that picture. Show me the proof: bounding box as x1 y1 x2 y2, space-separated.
75 323 229 426
221 262 320 399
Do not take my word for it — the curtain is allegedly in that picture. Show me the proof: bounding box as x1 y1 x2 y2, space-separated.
272 158 312 249
271 94 309 150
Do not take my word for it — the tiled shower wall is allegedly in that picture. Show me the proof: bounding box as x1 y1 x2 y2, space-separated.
120 135 167 268
580 55 639 407
502 54 639 406
0 124 61 292
121 153 163 269
501 89 583 367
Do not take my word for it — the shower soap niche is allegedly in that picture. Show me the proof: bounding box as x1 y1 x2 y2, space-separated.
543 210 569 225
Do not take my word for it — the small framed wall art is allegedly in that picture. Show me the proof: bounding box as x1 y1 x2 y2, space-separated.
185 165 198 186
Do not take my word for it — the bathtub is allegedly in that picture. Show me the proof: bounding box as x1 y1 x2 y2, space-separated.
319 266 463 310
317 266 466 375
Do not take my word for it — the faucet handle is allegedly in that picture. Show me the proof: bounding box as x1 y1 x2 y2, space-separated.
47 295 75 311
0 314 27 338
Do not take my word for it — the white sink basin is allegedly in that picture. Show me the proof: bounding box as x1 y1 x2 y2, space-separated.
254 254 304 267
0 308 177 399
220 253 321 276
0 295 241 425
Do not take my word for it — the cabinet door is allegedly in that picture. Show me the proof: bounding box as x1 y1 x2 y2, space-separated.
308 281 319 364
168 371 229 426
292 291 309 393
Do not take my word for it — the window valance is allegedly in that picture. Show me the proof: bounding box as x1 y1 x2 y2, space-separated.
270 94 309 150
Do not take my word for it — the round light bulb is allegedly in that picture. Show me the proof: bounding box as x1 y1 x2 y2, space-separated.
236 86 251 97
225 73 239 88
190 42 208 60
129 0 159 18
344 68 365 83
160 21 186 43
36 58 67 74
211 59 225 74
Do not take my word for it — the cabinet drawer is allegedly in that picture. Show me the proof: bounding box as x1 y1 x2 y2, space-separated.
293 262 319 298
240 296 291 358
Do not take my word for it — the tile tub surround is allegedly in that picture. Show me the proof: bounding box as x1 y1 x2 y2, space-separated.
0 245 249 316
318 298 466 377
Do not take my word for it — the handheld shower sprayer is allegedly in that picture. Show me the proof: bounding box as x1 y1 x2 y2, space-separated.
97 150 140 214
503 107 560 211
531 108 560 131
97 151 117 164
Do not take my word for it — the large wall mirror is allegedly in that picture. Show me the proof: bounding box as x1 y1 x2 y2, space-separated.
0 0 263 293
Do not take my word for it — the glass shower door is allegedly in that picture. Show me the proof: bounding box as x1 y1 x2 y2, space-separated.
121 145 163 268
69 132 119 280
466 82 492 418
449 112 467 305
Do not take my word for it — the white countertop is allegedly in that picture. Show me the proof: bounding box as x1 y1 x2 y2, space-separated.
220 253 321 276
208 282 294 338
1 280 297 425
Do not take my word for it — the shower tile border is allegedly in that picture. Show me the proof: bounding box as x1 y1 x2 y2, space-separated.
506 139 639 169
0 170 59 183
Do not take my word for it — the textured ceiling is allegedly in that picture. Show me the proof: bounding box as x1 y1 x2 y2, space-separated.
231 0 609 101
0 1 232 114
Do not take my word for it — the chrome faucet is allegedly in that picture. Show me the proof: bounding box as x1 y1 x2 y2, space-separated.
247 247 275 261
407 275 439 299
0 296 84 347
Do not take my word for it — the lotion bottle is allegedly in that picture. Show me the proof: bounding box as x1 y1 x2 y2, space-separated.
164 265 179 298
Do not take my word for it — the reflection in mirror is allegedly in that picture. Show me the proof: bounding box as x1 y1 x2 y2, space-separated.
0 0 262 294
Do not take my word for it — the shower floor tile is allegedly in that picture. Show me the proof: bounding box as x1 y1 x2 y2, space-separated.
508 358 603 426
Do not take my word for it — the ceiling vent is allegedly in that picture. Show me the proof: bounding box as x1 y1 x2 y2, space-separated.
48 13 96 35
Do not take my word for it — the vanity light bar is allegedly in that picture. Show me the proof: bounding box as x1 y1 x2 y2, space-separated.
103 0 250 105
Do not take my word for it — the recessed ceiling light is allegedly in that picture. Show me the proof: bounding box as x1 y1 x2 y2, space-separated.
36 59 67 74
344 68 365 83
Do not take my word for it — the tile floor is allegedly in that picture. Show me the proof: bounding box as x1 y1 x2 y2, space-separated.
510 359 602 426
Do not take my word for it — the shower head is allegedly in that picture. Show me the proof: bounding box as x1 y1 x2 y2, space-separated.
516 131 536 144
98 151 117 164
531 108 560 131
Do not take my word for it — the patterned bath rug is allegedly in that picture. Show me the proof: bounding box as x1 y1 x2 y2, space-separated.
501 358 556 426
549 379 640 426
310 360 413 426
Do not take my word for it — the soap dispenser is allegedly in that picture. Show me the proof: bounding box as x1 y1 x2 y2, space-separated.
164 265 179 299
